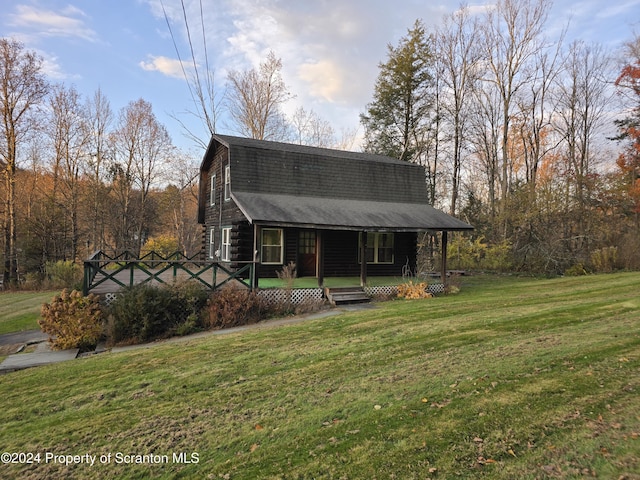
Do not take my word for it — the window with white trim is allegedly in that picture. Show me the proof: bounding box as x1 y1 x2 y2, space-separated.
261 228 283 264
359 232 394 264
221 227 231 261
209 173 216 206
209 227 215 259
224 164 230 201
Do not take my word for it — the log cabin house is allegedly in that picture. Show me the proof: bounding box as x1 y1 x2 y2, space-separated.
197 134 472 288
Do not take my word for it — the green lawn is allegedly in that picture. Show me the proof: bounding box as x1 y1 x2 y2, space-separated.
0 290 57 335
1 273 639 479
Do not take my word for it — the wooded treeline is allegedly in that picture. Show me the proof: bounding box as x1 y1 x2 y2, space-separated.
0 37 202 287
361 0 640 274
2 0 640 287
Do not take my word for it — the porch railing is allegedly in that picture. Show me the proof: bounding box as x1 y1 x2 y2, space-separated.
83 250 255 296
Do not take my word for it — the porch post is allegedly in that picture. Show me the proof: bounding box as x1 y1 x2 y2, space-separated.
317 230 325 287
360 231 368 287
441 230 448 287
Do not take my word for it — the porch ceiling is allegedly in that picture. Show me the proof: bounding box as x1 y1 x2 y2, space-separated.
231 192 473 232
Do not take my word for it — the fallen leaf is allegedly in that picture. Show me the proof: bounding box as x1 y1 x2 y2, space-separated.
374 404 382 410
250 443 259 453
421 397 429 403
507 448 517 457
255 424 263 430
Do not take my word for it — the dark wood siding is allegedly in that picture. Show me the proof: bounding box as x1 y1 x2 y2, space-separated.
256 228 417 278
202 145 248 262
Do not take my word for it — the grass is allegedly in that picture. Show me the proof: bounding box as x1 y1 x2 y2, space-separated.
0 290 57 335
0 273 639 479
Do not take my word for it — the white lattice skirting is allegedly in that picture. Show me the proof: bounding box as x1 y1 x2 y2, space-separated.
257 288 324 305
101 283 445 307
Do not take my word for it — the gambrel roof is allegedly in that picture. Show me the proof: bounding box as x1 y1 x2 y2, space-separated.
198 134 472 232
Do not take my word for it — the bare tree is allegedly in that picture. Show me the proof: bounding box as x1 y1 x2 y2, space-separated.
480 0 551 208
437 6 481 215
85 88 114 252
554 41 612 232
291 106 335 147
226 51 293 141
0 38 49 285
111 99 173 254
47 84 91 260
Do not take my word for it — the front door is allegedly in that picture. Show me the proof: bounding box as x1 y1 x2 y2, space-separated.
298 230 317 277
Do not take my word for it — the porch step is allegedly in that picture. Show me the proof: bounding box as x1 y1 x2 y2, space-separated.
324 287 370 306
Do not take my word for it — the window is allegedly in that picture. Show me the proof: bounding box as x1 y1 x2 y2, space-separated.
224 164 230 201
221 227 231 261
359 232 394 264
261 228 283 264
209 227 215 259
209 173 216 206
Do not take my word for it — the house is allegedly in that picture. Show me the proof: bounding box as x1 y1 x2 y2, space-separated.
197 134 472 287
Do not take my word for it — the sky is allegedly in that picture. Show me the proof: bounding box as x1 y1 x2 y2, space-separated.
1 0 639 156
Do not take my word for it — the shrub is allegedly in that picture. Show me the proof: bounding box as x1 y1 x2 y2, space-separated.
106 281 209 345
397 280 432 300
39 289 103 350
205 286 267 329
45 260 83 290
591 246 618 273
564 263 588 276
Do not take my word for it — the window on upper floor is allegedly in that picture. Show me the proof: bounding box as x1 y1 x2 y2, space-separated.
224 164 231 201
210 173 216 206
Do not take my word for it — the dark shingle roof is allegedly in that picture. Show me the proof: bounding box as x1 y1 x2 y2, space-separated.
199 134 472 231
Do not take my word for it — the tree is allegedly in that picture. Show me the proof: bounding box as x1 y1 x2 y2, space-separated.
479 0 551 210
360 20 436 164
111 99 173 254
614 35 640 222
290 106 335 147
226 51 292 141
85 88 114 252
437 6 481 215
47 84 91 260
0 38 49 286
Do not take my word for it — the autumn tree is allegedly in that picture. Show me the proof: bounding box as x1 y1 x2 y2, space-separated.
226 51 292 141
0 38 49 286
614 35 640 223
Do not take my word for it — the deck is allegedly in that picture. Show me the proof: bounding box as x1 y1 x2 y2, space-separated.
83 251 254 296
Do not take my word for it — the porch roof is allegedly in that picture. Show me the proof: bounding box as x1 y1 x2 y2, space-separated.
231 191 473 232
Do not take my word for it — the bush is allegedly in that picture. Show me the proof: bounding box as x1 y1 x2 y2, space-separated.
45 260 83 290
106 281 209 345
205 286 267 329
397 280 432 300
39 289 103 350
590 246 618 273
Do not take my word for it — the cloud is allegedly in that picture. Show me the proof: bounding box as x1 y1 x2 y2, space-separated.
7 4 97 42
139 55 188 79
